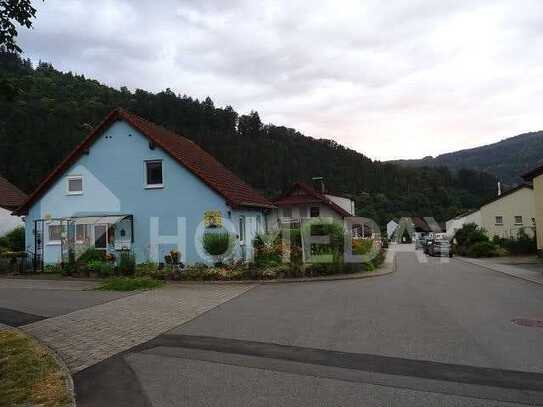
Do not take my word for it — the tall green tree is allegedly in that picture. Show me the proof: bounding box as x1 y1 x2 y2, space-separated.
0 0 40 53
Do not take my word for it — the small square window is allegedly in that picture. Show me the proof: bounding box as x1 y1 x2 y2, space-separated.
67 176 83 195
145 160 163 188
310 207 320 217
495 216 503 225
514 216 523 225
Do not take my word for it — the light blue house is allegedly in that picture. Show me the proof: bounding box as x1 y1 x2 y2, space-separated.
15 109 275 269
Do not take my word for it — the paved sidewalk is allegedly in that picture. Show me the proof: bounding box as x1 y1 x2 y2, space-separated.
22 284 254 373
457 257 543 286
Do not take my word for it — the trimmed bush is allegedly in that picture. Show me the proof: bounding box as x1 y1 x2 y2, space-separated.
498 229 537 255
202 230 234 265
467 241 497 258
87 260 115 278
454 223 490 256
77 248 105 264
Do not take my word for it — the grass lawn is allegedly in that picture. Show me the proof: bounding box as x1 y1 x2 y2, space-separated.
96 277 164 291
0 330 72 407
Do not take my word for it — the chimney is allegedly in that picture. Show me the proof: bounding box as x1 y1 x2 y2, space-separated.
312 177 325 193
497 180 502 196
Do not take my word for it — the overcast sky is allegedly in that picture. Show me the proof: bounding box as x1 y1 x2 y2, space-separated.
18 0 543 161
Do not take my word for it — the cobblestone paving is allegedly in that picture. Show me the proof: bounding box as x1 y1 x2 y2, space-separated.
22 285 255 373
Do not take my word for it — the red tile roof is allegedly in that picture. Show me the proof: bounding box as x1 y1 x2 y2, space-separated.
15 108 274 215
411 217 432 232
272 182 351 217
0 176 27 210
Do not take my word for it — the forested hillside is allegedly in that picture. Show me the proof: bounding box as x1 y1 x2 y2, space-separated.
392 131 543 185
0 50 496 225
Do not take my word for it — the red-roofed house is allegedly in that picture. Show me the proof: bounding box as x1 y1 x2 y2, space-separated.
268 181 355 230
0 175 27 236
16 108 274 268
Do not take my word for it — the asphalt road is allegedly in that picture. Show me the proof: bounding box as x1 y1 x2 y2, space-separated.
0 279 130 326
75 252 543 407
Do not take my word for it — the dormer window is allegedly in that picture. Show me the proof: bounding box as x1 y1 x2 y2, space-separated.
145 160 163 188
66 175 83 195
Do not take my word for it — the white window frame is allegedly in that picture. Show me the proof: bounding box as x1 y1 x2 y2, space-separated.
495 216 503 226
47 223 64 246
75 224 89 244
144 160 164 189
66 175 83 195
514 216 523 225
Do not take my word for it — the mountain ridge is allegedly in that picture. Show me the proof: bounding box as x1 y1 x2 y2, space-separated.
391 130 543 185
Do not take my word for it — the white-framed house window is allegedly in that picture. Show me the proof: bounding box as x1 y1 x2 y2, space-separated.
145 160 164 188
514 216 523 225
75 224 90 244
495 216 503 226
47 223 65 245
66 175 83 195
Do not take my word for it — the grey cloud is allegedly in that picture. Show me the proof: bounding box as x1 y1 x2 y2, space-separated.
16 0 543 160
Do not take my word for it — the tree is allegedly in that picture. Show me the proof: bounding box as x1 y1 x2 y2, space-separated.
238 111 262 138
0 0 41 53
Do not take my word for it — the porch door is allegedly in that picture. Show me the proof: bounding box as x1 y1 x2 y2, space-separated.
94 224 107 250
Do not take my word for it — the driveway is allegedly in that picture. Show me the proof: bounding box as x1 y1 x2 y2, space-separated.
74 252 543 407
0 278 130 326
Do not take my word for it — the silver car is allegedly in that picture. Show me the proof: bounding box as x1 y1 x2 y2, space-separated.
428 240 453 257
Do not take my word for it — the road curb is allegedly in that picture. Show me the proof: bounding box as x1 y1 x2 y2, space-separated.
455 257 543 287
167 260 397 286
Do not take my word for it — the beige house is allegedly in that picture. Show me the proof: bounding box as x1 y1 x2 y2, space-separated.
445 209 482 237
523 165 543 254
479 184 535 239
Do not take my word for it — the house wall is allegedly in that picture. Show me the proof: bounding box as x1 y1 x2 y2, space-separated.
267 204 344 231
0 207 23 236
533 175 543 252
386 221 398 239
480 187 535 239
24 121 264 264
445 211 482 237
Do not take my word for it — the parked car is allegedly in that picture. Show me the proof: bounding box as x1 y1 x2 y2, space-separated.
427 240 453 257
423 238 433 254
